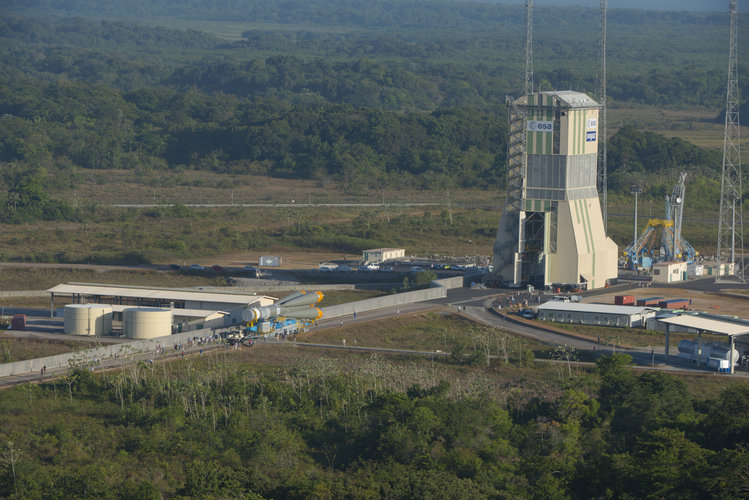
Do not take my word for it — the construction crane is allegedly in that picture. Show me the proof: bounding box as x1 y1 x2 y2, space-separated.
624 172 698 269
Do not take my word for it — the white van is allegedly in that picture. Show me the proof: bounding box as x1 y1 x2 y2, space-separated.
550 295 570 303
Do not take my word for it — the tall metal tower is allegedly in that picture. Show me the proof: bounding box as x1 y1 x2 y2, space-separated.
717 0 744 280
525 0 534 95
596 0 608 232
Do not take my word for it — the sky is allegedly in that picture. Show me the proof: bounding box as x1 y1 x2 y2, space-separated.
475 1 743 13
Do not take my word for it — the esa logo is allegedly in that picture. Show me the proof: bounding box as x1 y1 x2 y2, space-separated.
527 120 553 132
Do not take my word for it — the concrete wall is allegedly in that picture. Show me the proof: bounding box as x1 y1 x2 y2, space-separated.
223 281 404 292
432 276 464 289
321 286 447 318
0 327 217 378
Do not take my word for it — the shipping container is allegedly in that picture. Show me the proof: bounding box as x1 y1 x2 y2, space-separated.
636 296 664 306
614 295 635 305
11 314 26 330
658 299 690 309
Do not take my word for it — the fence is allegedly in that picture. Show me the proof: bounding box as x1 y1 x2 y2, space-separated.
0 327 216 378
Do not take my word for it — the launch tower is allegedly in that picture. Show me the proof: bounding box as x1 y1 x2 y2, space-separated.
493 90 617 290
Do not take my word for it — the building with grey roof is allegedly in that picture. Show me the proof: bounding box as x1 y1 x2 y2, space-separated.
536 301 656 328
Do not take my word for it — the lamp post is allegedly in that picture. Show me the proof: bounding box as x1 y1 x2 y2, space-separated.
672 195 682 261
630 185 642 246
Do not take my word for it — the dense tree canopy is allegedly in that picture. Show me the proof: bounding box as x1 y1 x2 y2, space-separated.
0 354 747 498
0 7 745 223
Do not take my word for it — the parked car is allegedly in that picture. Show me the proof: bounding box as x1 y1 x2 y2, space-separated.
188 264 205 271
520 309 537 319
337 265 352 272
550 295 570 302
168 264 182 270
409 266 423 272
211 265 225 272
378 266 394 272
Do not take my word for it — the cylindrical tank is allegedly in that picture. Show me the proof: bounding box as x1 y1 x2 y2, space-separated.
677 339 739 362
123 308 172 339
677 339 699 356
64 304 113 336
705 342 740 362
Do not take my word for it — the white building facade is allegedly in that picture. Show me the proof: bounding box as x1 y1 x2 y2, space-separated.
537 302 655 328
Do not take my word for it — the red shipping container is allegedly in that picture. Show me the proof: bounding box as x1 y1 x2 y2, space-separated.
614 295 635 305
11 314 26 330
636 297 663 306
658 299 690 309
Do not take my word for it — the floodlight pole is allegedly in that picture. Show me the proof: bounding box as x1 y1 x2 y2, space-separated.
631 185 642 247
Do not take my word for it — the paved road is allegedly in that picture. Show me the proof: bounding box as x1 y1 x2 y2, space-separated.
3 281 747 386
0 261 155 272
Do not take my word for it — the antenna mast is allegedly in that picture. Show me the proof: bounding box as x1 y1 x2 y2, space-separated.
525 0 534 95
596 0 608 232
717 0 744 280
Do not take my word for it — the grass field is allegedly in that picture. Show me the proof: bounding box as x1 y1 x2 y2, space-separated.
0 267 231 292
301 311 549 360
0 336 87 363
608 105 729 148
1 178 727 268
0 100 739 268
0 203 502 266
229 342 747 400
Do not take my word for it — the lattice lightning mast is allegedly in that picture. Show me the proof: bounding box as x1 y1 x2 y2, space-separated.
525 0 533 95
717 0 744 280
596 0 608 232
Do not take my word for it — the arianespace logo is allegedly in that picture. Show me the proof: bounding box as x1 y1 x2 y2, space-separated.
586 131 597 142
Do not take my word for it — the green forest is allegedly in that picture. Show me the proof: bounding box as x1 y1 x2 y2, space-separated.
1 4 749 498
0 352 747 498
1 1 747 226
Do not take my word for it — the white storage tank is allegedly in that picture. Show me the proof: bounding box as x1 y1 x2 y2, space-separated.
123 308 172 339
677 340 740 364
64 304 113 336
